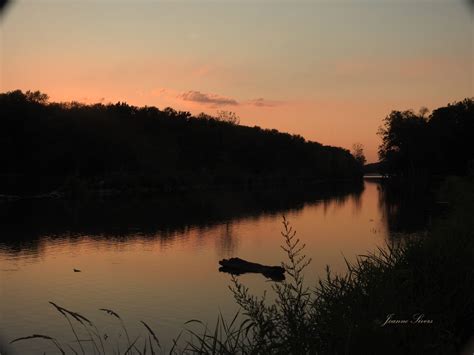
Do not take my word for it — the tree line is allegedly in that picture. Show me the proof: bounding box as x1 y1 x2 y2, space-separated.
377 98 473 176
0 90 362 195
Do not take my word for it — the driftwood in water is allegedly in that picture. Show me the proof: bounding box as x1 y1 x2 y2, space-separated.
219 257 285 281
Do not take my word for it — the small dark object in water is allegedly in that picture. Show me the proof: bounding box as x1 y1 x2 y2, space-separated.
219 257 285 281
73 268 81 272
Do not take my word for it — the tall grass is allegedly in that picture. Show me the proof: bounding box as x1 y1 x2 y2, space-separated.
10 177 474 354
10 302 169 355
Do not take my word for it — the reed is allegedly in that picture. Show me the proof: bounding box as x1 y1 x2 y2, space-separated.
10 305 168 354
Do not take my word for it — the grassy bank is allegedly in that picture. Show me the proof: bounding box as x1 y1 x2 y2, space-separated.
8 178 474 354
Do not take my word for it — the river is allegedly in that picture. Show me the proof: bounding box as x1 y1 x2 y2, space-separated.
0 178 435 354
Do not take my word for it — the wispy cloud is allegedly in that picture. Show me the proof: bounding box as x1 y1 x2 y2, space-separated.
180 90 239 107
246 98 281 108
151 88 283 109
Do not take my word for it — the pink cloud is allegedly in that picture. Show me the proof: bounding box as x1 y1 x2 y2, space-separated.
151 87 284 110
180 90 239 107
246 98 282 107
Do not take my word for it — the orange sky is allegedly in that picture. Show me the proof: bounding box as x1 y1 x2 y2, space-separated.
1 1 472 162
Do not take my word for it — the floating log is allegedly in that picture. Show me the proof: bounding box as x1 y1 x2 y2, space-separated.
219 257 285 281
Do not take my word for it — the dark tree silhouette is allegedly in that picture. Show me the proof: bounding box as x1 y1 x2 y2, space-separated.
352 143 366 166
216 110 240 125
377 110 429 175
377 98 473 176
0 90 362 196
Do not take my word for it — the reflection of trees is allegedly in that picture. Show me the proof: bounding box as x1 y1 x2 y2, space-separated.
375 178 439 240
321 182 364 216
0 178 442 258
215 221 238 257
0 181 364 257
350 188 363 215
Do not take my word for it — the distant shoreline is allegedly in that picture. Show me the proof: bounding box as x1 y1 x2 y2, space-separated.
0 173 364 201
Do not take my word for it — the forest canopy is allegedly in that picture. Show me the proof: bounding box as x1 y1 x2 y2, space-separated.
0 90 361 194
378 98 473 176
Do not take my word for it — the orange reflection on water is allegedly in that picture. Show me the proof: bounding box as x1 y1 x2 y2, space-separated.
1 180 390 354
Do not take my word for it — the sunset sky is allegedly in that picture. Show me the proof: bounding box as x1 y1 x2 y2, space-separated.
1 0 472 162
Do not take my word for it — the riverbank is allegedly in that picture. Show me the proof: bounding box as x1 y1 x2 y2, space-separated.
310 176 474 354
0 173 364 201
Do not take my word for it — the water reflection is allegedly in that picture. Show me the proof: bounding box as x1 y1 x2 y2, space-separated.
0 179 438 354
374 178 443 239
0 181 364 257
215 222 238 257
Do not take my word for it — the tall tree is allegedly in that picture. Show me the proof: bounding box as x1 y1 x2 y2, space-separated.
352 143 366 166
377 98 473 176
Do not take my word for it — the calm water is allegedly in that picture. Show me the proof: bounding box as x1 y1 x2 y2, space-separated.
0 179 435 354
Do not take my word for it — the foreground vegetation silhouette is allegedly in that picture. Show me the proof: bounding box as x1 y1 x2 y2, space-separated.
0 90 362 197
10 177 474 354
